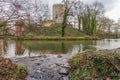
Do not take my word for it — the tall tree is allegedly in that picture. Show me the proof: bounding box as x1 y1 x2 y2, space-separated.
82 1 104 35
73 0 84 31
90 1 104 35
97 16 114 37
73 1 104 35
61 0 76 37
113 23 120 38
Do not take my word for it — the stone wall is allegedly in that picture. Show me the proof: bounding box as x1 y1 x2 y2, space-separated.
42 20 55 27
53 4 65 23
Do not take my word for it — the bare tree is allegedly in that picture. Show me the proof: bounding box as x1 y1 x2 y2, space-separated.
73 0 85 31
0 0 50 35
18 0 50 34
113 23 120 38
97 16 114 37
87 1 104 35
71 1 105 35
0 0 21 35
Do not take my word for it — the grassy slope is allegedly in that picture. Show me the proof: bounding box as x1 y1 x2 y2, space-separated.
1 24 100 40
28 24 86 37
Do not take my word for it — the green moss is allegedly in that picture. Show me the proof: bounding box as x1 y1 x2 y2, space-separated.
17 65 29 74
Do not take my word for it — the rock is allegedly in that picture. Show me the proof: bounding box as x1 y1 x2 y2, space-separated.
48 64 56 69
57 55 62 58
63 63 70 68
29 68 61 80
106 78 111 80
35 63 41 66
59 68 68 75
29 71 42 79
55 63 64 66
12 52 72 80
43 55 47 58
59 76 69 80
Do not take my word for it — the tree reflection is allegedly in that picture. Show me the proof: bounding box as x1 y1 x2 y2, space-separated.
0 40 3 56
78 44 83 53
2 39 7 54
61 42 66 53
15 41 25 55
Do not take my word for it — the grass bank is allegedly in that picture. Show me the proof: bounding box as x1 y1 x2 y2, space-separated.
0 36 100 41
0 24 101 40
69 51 120 80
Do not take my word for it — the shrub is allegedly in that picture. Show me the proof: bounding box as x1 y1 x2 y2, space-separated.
56 27 62 34
17 65 29 79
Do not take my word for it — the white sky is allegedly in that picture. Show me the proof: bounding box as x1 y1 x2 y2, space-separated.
48 0 120 22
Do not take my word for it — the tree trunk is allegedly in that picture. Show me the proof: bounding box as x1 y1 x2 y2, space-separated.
77 15 82 31
61 9 68 37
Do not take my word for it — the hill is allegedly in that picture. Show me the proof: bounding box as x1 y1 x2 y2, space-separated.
26 24 86 37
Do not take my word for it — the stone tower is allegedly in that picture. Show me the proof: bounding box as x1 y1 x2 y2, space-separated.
53 4 65 23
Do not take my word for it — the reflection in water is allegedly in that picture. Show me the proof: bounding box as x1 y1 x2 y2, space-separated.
78 44 83 53
22 41 74 54
61 42 66 53
15 42 25 55
0 39 120 58
95 39 120 50
3 40 7 53
0 40 8 56
0 40 3 55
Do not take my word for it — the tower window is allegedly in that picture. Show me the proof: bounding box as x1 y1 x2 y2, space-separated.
55 14 58 19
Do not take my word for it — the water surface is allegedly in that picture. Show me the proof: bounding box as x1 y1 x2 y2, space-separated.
0 39 120 58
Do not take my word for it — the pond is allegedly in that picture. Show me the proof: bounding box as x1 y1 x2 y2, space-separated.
1 39 120 58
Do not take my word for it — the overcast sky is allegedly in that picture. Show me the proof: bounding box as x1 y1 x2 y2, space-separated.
48 0 120 22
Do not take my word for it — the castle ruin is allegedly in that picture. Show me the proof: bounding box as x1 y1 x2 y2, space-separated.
53 4 65 23
15 4 66 35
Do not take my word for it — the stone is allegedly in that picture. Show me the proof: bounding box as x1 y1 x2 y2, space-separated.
63 63 70 68
57 55 62 58
59 68 68 75
35 63 41 66
60 76 69 80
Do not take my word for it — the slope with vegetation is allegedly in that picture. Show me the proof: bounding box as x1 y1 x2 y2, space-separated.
26 24 86 37
69 51 120 80
0 57 28 80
